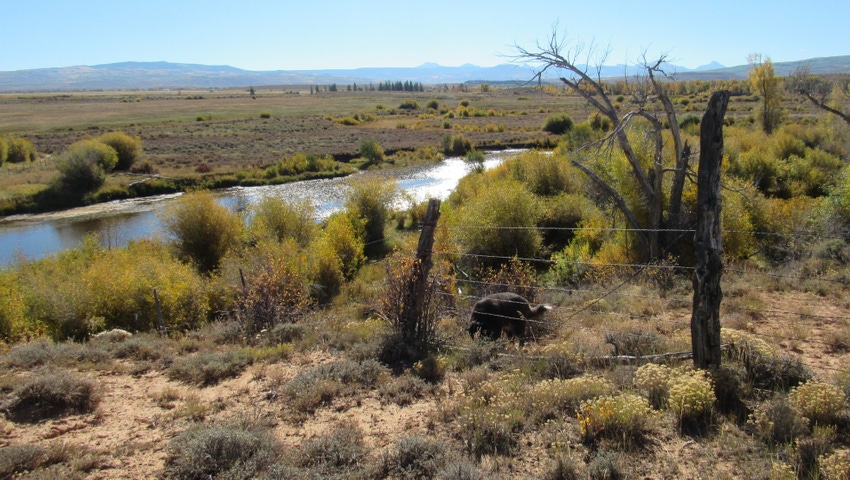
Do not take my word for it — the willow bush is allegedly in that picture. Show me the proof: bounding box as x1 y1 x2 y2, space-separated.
161 190 243 273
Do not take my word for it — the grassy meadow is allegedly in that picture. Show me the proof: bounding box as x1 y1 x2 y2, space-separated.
1 79 850 478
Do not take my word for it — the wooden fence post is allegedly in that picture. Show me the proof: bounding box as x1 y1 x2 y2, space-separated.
691 90 730 369
153 288 167 337
401 199 441 344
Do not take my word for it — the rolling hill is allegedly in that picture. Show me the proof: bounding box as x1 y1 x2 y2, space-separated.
0 55 848 92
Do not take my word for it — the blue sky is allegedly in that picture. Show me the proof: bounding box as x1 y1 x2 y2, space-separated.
2 0 846 72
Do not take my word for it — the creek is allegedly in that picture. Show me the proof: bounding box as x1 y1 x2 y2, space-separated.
0 150 520 265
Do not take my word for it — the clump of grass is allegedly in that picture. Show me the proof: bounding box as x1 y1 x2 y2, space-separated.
166 350 252 386
544 453 582 480
162 418 280 479
577 393 658 449
4 369 100 422
113 333 169 361
587 449 624 480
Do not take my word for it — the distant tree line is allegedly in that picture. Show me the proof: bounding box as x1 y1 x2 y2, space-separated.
377 80 424 92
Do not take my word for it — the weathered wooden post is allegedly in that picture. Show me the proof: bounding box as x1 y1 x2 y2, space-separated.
401 199 441 345
691 90 730 369
153 287 167 337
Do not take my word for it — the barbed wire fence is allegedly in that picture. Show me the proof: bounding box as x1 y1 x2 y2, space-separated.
399 211 850 374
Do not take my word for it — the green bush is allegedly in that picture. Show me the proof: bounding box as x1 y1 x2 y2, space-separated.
442 133 473 156
359 137 385 166
97 131 142 170
453 179 542 263
249 196 316 246
543 113 574 134
399 99 420 110
426 99 440 110
345 176 397 257
588 112 611 132
6 136 37 163
56 140 119 194
463 149 485 173
298 423 369 476
161 190 243 273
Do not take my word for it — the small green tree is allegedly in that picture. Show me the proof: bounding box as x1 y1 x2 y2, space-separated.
161 190 243 273
748 54 783 134
359 138 385 167
6 137 37 163
249 196 316 247
463 149 485 173
56 140 119 194
97 131 142 170
345 176 397 257
542 113 574 134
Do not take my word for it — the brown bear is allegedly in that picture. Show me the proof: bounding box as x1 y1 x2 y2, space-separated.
468 292 551 341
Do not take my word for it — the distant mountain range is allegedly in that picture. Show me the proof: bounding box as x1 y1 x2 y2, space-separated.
1 55 848 92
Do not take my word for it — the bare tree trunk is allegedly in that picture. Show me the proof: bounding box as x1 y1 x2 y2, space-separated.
691 91 730 370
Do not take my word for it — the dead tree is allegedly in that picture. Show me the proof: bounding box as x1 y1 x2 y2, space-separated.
514 32 692 261
691 90 730 369
788 66 850 126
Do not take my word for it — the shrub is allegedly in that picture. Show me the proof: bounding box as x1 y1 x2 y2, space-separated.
453 179 541 264
820 449 850 480
284 359 388 413
634 363 672 409
344 176 397 257
748 397 809 444
667 368 715 432
167 351 252 386
399 99 420 110
544 453 581 480
527 375 614 422
588 112 611 132
161 190 243 273
442 133 473 156
4 369 100 422
162 419 280 479
543 113 574 134
249 196 316 246
578 393 658 448
464 149 485 173
56 140 119 194
426 99 440 110
378 435 447 479
379 374 435 406
789 380 847 426
6 136 36 163
97 131 142 170
587 450 623 480
0 136 8 165
315 211 366 280
237 244 314 336
298 423 369 476
358 137 385 166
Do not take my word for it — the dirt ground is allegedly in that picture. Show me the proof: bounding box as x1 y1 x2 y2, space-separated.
1 280 848 479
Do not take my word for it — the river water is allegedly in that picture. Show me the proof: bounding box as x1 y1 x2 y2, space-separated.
0 151 519 265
